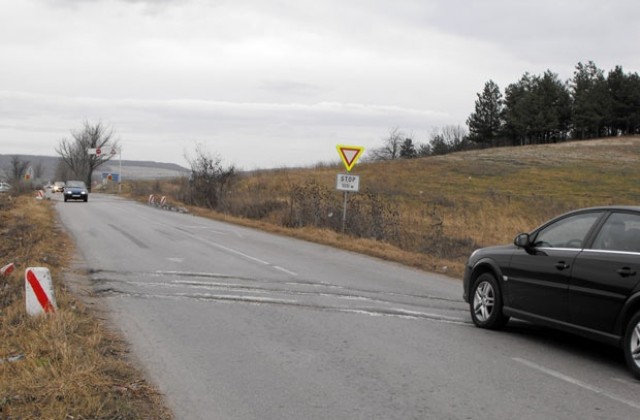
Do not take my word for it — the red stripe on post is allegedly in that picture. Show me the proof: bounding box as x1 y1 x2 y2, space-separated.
1 262 14 277
26 269 55 313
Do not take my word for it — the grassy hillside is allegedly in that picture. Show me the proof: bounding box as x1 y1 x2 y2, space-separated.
132 136 640 278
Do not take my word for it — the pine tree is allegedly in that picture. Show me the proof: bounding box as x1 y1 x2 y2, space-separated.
571 61 610 139
607 66 640 135
466 80 503 146
399 138 417 159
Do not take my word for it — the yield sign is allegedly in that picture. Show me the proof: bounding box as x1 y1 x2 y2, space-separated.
336 145 365 172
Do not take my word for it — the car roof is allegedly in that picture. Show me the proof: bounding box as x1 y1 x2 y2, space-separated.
573 205 640 212
546 206 640 224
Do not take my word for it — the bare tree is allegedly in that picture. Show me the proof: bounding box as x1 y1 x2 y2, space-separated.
56 121 119 191
417 143 432 157
54 158 72 182
370 128 406 161
183 143 235 210
9 156 30 183
440 125 468 149
428 125 470 155
34 161 45 180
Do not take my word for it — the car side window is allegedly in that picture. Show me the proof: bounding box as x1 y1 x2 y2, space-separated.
533 212 602 249
592 212 640 253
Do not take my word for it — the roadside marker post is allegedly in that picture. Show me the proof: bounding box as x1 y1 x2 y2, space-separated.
1 262 15 277
25 267 57 316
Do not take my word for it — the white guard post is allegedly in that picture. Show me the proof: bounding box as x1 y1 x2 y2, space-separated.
25 267 57 315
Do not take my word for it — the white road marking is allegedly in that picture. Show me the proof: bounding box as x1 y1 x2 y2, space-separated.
176 229 302 275
133 213 297 275
513 357 640 411
273 265 298 276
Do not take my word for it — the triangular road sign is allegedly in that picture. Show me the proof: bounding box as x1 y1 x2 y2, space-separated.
336 145 365 172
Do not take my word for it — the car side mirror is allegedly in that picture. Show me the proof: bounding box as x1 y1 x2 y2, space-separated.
514 233 531 248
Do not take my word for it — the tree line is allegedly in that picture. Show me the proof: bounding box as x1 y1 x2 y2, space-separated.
370 125 470 161
372 61 640 160
467 61 640 147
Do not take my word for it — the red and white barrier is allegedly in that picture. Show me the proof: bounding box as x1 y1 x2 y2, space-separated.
148 194 156 205
35 190 45 200
1 262 15 277
160 196 167 207
25 267 57 315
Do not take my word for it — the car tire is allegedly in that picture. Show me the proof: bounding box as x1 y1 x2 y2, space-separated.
84 197 88 202
623 311 640 379
64 197 68 202
470 272 509 329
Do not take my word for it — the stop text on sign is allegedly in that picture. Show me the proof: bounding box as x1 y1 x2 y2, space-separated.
336 174 360 192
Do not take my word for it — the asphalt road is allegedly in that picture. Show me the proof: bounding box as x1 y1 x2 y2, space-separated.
54 193 640 420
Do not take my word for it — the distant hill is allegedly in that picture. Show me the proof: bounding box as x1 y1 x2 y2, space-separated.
0 154 190 182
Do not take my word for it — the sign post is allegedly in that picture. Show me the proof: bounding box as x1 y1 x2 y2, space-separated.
336 145 365 232
89 145 122 193
24 167 33 182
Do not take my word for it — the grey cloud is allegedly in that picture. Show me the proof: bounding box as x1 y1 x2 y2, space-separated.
0 90 449 166
259 80 325 98
423 0 640 69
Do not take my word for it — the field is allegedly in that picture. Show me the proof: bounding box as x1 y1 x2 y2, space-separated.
133 136 640 277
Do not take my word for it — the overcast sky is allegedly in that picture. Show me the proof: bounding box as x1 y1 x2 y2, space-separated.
1 0 639 169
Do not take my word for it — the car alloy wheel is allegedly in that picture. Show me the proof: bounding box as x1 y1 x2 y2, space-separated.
470 273 508 329
474 281 495 322
624 312 640 379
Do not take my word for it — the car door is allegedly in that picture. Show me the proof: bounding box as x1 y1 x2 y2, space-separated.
505 211 604 322
570 211 640 333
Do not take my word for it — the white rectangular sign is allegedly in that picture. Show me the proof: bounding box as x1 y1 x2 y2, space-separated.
336 173 360 192
88 147 118 156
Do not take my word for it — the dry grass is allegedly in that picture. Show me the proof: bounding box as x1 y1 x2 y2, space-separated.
129 136 640 279
0 195 172 419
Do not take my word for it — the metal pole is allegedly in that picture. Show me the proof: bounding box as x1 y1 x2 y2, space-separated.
118 147 122 194
342 191 348 233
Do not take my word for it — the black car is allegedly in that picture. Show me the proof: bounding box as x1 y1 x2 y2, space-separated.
63 180 89 202
463 206 640 378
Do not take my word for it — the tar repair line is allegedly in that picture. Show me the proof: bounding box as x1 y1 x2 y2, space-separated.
512 357 640 411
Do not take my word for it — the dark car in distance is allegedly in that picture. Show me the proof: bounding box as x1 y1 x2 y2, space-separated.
463 206 640 379
63 180 88 202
